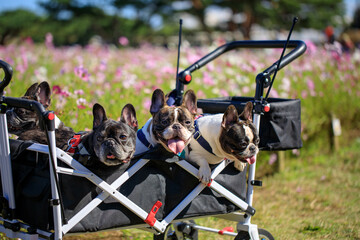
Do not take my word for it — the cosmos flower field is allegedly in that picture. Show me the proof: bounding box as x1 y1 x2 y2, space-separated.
1 36 359 151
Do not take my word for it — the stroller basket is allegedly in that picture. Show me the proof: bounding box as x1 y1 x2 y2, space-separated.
198 97 302 151
5 140 247 233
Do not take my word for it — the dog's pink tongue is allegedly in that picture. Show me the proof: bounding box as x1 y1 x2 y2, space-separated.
246 156 256 165
168 139 185 155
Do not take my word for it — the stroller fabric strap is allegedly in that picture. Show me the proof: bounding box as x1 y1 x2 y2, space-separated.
137 128 153 149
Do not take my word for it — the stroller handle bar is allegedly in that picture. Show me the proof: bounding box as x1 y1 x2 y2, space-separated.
178 40 306 80
0 60 13 96
176 40 307 104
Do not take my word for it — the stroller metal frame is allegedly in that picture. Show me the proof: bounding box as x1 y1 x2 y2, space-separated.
0 40 306 240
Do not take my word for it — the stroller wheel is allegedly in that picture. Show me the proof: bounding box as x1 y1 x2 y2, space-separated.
154 220 198 240
234 228 274 240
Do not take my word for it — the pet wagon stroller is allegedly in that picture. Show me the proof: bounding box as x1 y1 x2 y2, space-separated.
0 38 306 240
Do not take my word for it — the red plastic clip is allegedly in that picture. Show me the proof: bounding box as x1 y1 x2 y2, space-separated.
264 103 270 112
145 201 162 227
185 74 192 82
207 179 213 187
47 112 55 120
219 226 234 235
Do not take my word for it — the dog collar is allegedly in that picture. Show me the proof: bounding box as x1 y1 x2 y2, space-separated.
137 128 153 149
193 118 216 156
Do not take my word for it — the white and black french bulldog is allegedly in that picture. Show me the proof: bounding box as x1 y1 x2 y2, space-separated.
73 103 138 167
6 81 62 135
185 102 259 184
135 89 197 156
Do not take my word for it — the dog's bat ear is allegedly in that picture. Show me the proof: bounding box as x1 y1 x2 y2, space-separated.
150 89 165 116
222 105 239 129
182 89 197 116
36 81 51 108
93 103 107 129
121 103 138 131
239 102 253 122
24 83 39 98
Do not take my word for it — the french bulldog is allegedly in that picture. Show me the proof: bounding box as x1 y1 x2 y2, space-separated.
73 103 138 167
135 89 197 156
6 81 62 135
185 102 259 184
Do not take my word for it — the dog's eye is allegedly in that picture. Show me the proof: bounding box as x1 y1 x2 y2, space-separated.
161 120 168 125
97 136 104 141
239 142 248 149
185 120 191 125
119 135 127 140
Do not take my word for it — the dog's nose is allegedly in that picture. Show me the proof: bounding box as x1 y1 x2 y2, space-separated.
249 145 256 152
105 140 115 147
172 124 181 130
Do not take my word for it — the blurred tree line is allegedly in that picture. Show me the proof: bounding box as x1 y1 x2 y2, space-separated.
0 0 354 46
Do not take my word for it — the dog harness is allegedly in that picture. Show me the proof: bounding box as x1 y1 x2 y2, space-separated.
193 118 216 156
66 133 90 156
137 128 153 149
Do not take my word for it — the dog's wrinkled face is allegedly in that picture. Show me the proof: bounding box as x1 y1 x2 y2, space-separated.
91 103 138 166
151 89 197 155
220 103 259 165
6 81 51 135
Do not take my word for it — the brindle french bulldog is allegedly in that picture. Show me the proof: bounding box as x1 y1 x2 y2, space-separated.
74 103 138 167
6 81 63 135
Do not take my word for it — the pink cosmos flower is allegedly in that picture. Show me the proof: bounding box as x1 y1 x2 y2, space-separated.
301 90 308 99
76 98 87 109
52 85 62 95
161 66 174 75
268 153 277 165
203 72 215 86
305 40 317 55
196 90 206 99
99 61 107 71
45 33 54 49
119 36 129 46
143 98 152 110
74 65 90 82
74 89 84 95
52 85 70 97
219 89 229 97
269 89 279 98
25 37 34 45
306 78 316 96
242 86 250 95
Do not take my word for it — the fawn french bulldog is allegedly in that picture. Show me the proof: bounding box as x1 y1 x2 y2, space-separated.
135 89 197 156
185 102 259 184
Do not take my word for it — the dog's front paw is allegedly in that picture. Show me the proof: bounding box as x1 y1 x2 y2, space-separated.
234 161 246 171
198 164 212 184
